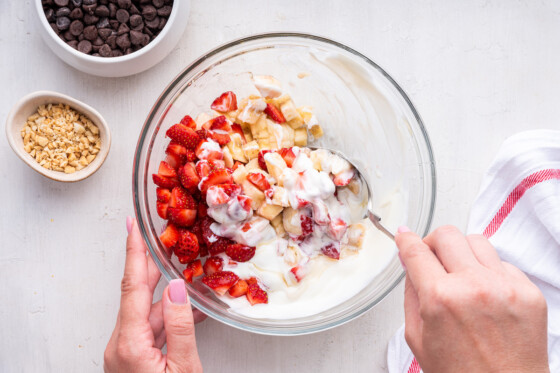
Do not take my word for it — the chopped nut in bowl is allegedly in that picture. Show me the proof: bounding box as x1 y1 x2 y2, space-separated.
5 91 110 182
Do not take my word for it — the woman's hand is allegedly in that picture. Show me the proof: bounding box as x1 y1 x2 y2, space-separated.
104 217 205 373
396 226 549 373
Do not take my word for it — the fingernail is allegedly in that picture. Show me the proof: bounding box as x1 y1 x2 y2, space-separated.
169 279 187 304
126 216 133 234
398 252 407 271
397 226 411 234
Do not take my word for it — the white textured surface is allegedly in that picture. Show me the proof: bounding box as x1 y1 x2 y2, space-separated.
2 1 560 372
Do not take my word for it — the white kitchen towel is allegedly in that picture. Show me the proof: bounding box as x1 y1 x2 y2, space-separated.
387 130 560 373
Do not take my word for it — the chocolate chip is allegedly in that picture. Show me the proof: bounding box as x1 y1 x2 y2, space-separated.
71 0 82 6
83 25 98 40
69 20 84 35
129 30 144 45
117 23 129 35
56 16 71 31
99 44 112 57
129 4 140 15
42 0 54 5
129 14 142 27
139 0 150 4
96 17 110 28
92 53 100 56
141 5 156 20
69 8 83 19
143 26 153 37
106 34 117 49
125 47 133 54
83 0 97 4
63 30 76 40
83 14 99 24
152 0 164 7
157 5 171 17
45 8 55 22
77 39 92 53
115 9 129 23
67 40 78 49
98 28 112 40
99 0 108 4
56 7 71 17
109 19 119 29
54 0 69 6
145 16 159 29
50 22 60 34
117 0 131 9
158 17 166 30
112 49 123 57
108 3 117 17
116 33 130 49
82 4 97 15
95 5 110 17
93 37 104 47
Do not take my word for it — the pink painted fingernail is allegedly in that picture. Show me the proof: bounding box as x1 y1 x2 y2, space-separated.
397 226 411 234
169 279 187 304
398 252 407 271
126 216 133 234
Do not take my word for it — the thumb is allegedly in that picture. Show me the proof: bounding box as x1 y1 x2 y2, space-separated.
163 279 203 373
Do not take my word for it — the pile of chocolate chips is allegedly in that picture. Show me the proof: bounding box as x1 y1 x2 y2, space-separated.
42 0 174 57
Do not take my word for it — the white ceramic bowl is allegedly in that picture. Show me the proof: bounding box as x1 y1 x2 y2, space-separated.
6 91 111 182
34 0 190 77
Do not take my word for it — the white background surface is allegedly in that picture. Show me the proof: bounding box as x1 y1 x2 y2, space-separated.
2 1 560 372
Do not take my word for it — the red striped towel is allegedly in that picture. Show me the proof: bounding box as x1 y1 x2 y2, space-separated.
387 130 560 372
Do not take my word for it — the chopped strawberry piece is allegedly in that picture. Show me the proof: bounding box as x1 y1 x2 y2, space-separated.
258 150 273 171
264 103 286 123
152 174 179 189
196 160 212 178
156 201 169 219
178 255 197 264
159 224 179 249
159 161 178 178
211 92 238 113
166 123 201 150
199 244 209 258
166 142 188 162
202 271 239 296
232 161 243 171
211 159 226 170
208 116 232 132
178 162 200 190
196 128 211 140
198 203 208 218
214 183 242 197
174 230 199 260
246 283 268 305
236 195 252 212
300 215 314 237
195 139 224 161
199 169 234 193
203 256 224 276
167 207 197 227
247 172 271 191
333 170 355 186
187 259 204 277
327 218 347 241
321 242 340 260
182 267 194 283
228 279 248 298
191 221 208 257
206 185 231 205
156 188 171 202
169 187 197 209
296 196 310 209
278 147 297 168
246 277 258 286
290 266 308 282
225 244 256 262
209 236 233 256
164 153 183 169
210 131 231 146
180 115 197 129
200 217 218 246
230 123 246 143
241 222 252 232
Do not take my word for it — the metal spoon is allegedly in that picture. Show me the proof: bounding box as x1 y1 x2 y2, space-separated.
308 146 395 241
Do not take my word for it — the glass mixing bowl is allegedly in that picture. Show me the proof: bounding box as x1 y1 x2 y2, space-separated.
133 33 436 335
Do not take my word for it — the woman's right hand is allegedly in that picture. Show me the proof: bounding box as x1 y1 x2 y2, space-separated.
396 226 549 372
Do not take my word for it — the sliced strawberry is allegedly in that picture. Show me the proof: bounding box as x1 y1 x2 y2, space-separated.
247 172 271 191
207 185 231 205
167 207 197 227
169 187 197 209
290 266 308 282
214 183 242 197
202 271 239 296
246 277 258 286
195 139 223 161
258 150 273 171
199 243 209 258
158 161 177 178
225 244 256 262
191 221 208 257
198 203 208 218
321 242 340 260
152 174 180 189
156 188 171 202
188 259 203 277
196 160 212 178
203 256 224 275
166 124 201 150
182 267 194 283
235 195 252 212
211 92 238 113
327 218 347 241
208 115 232 132
178 255 197 264
164 153 183 169
209 236 233 256
166 142 188 161
196 128 211 140
278 147 297 168
178 162 200 190
230 123 246 143
228 279 248 298
232 161 243 171
200 217 218 246
156 201 169 219
296 196 310 209
174 229 199 261
264 103 286 123
159 224 179 249
199 169 234 193
246 283 268 305
333 170 355 186
300 215 314 237
210 131 231 146
180 115 197 129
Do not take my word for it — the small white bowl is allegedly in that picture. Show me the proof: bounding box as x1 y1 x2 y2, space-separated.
5 91 111 182
34 0 191 77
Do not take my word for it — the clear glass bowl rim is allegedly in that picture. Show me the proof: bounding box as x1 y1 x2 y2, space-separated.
133 32 437 335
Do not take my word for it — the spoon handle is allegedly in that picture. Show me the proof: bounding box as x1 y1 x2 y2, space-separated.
367 211 395 241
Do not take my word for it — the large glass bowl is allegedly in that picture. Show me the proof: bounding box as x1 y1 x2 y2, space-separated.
133 33 436 335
